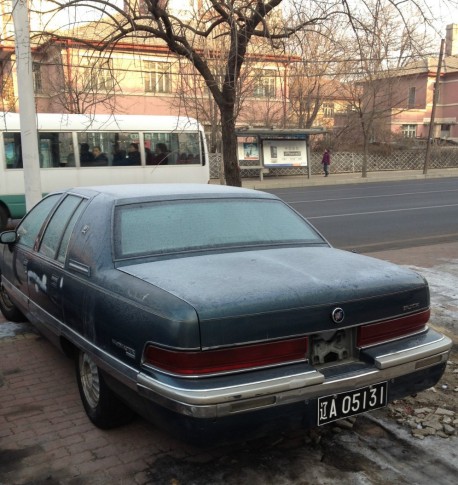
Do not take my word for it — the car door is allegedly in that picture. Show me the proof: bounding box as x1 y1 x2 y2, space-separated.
28 194 88 331
0 194 62 316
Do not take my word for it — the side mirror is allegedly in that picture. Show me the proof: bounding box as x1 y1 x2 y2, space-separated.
0 231 18 244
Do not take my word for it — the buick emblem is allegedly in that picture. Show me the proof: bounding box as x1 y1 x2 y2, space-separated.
331 307 345 324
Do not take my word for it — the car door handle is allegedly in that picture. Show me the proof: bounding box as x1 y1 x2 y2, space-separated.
50 274 61 287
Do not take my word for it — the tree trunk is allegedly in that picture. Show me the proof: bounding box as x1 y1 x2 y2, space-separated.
221 108 241 187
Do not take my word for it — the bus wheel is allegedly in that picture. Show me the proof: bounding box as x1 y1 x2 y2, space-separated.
0 278 25 322
76 350 135 429
0 206 8 231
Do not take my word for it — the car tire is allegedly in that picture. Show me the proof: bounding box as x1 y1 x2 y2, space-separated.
0 277 25 322
76 350 135 429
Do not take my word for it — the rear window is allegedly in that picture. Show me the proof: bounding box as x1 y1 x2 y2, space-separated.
114 198 324 259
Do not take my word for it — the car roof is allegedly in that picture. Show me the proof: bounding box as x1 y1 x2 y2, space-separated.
65 184 277 203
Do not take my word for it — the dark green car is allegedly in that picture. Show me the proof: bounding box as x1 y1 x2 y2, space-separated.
0 184 451 444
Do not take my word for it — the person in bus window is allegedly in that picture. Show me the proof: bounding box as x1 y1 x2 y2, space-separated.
147 143 169 165
145 147 155 165
92 146 108 166
156 143 169 165
80 143 94 166
112 143 126 166
126 143 141 165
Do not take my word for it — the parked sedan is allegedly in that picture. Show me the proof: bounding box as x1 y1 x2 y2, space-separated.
0 184 451 444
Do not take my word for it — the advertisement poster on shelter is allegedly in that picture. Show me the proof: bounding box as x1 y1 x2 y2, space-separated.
262 140 307 167
238 141 259 161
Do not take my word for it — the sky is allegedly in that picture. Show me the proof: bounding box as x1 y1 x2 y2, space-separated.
27 0 458 46
424 0 458 36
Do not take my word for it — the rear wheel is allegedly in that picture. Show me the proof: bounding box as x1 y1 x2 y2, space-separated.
76 350 135 429
0 277 25 322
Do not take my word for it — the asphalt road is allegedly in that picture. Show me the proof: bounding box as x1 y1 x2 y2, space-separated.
267 177 458 253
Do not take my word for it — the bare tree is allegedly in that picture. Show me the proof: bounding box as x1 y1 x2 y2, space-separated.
31 0 456 185
39 0 340 186
45 47 122 114
337 0 435 177
286 21 347 130
169 28 255 153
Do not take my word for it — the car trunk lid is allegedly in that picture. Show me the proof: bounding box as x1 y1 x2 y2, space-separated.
118 247 429 348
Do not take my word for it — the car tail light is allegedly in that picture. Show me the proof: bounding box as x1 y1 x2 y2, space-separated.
143 337 309 376
357 309 430 348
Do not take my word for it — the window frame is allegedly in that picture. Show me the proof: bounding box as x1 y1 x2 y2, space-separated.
401 124 417 138
32 62 43 93
144 61 172 94
322 103 335 118
81 57 115 92
253 69 277 98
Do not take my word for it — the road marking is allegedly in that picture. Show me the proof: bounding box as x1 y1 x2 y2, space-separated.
307 203 458 219
288 188 458 205
342 232 458 250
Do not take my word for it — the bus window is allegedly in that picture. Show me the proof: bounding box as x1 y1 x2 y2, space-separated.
177 132 201 165
3 133 22 168
77 132 141 166
144 131 200 165
39 132 74 168
4 132 75 168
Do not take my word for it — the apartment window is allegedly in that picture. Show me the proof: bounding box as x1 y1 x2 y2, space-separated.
440 124 451 139
144 61 172 93
33 62 42 93
82 58 114 91
401 124 417 138
322 103 334 118
253 70 276 98
408 87 416 108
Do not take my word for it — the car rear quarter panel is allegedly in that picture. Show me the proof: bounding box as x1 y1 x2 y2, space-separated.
62 195 200 367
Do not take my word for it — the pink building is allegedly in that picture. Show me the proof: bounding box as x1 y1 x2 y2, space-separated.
390 24 458 143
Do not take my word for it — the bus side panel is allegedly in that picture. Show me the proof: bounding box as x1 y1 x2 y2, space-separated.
0 169 28 218
0 194 26 219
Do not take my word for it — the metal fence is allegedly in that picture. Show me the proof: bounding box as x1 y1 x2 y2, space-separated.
209 147 458 179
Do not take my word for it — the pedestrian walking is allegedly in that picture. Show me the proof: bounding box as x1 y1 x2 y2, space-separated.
321 148 330 177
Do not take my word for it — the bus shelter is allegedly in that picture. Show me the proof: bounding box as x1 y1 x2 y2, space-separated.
235 127 326 180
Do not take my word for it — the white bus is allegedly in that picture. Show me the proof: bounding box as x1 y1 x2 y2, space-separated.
0 112 210 230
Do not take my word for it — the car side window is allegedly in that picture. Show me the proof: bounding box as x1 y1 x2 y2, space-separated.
39 195 84 259
16 195 62 249
56 199 87 263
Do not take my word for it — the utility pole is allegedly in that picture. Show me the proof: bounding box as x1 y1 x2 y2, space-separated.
12 0 42 210
423 38 445 175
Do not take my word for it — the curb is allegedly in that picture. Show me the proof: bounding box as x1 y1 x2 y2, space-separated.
211 168 458 190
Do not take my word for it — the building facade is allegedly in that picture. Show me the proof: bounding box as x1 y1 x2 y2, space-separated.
1 0 349 140
389 24 458 143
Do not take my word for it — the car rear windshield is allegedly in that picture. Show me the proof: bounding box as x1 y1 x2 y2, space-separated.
114 198 325 258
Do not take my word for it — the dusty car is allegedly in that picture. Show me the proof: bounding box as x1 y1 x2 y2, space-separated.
0 184 452 444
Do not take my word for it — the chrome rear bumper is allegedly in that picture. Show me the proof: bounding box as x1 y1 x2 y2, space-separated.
137 330 452 419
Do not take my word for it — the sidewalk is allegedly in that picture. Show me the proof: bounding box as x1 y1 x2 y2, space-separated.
1 240 457 484
216 167 458 190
